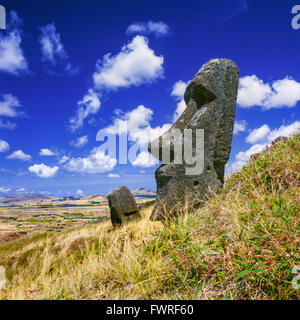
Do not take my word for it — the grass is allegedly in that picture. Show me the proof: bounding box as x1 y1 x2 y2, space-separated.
0 135 299 300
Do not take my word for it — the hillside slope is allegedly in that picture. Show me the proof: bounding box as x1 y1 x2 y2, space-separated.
0 135 299 300
0 194 57 206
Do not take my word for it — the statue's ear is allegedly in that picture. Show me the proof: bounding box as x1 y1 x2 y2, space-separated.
0 5 5 30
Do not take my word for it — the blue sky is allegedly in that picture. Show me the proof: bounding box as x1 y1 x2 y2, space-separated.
0 0 299 196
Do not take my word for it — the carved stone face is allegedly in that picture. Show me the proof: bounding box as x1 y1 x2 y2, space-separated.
149 59 239 221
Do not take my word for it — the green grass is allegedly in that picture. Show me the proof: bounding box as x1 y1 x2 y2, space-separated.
0 134 299 300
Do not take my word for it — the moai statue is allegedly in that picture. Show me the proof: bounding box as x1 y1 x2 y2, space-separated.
148 59 239 220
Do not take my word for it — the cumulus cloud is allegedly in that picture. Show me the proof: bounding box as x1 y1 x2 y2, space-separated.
233 120 247 136
0 94 24 130
0 140 9 152
7 149 31 161
39 148 56 156
58 155 70 165
0 11 28 75
70 36 163 131
97 105 170 167
93 35 164 90
126 21 170 37
246 124 270 144
237 75 300 109
71 135 88 148
0 94 22 117
171 80 189 122
171 80 188 98
226 121 300 175
172 99 187 123
0 187 11 193
69 89 101 132
28 163 59 178
76 189 84 196
107 173 120 178
99 105 171 148
268 122 300 141
64 147 117 174
132 151 158 167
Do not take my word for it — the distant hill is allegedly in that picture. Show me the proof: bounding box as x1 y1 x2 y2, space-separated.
81 194 107 202
0 194 57 206
50 194 108 205
131 188 156 196
0 190 155 206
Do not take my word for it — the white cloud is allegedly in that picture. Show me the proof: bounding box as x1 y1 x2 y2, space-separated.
71 135 88 148
233 120 247 136
39 148 56 156
58 155 70 165
103 105 152 136
235 143 266 163
70 35 163 131
0 94 22 117
171 80 188 98
99 105 171 147
173 99 187 123
39 23 78 74
126 21 170 37
29 163 59 178
132 151 158 167
16 187 26 193
267 121 300 141
226 143 267 175
39 23 67 64
237 75 300 109
0 12 28 75
247 122 300 145
107 173 120 178
93 35 164 90
7 149 31 161
64 147 117 174
0 187 11 193
0 94 23 130
69 89 101 132
0 140 9 152
246 124 270 144
0 119 16 129
237 75 272 108
98 105 170 167
171 80 189 122
226 121 300 175
76 189 84 196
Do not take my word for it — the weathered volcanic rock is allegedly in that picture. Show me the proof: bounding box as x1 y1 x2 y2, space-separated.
108 186 141 227
149 58 239 221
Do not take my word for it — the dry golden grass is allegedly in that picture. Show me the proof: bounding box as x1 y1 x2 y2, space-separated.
0 207 164 299
0 135 299 300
